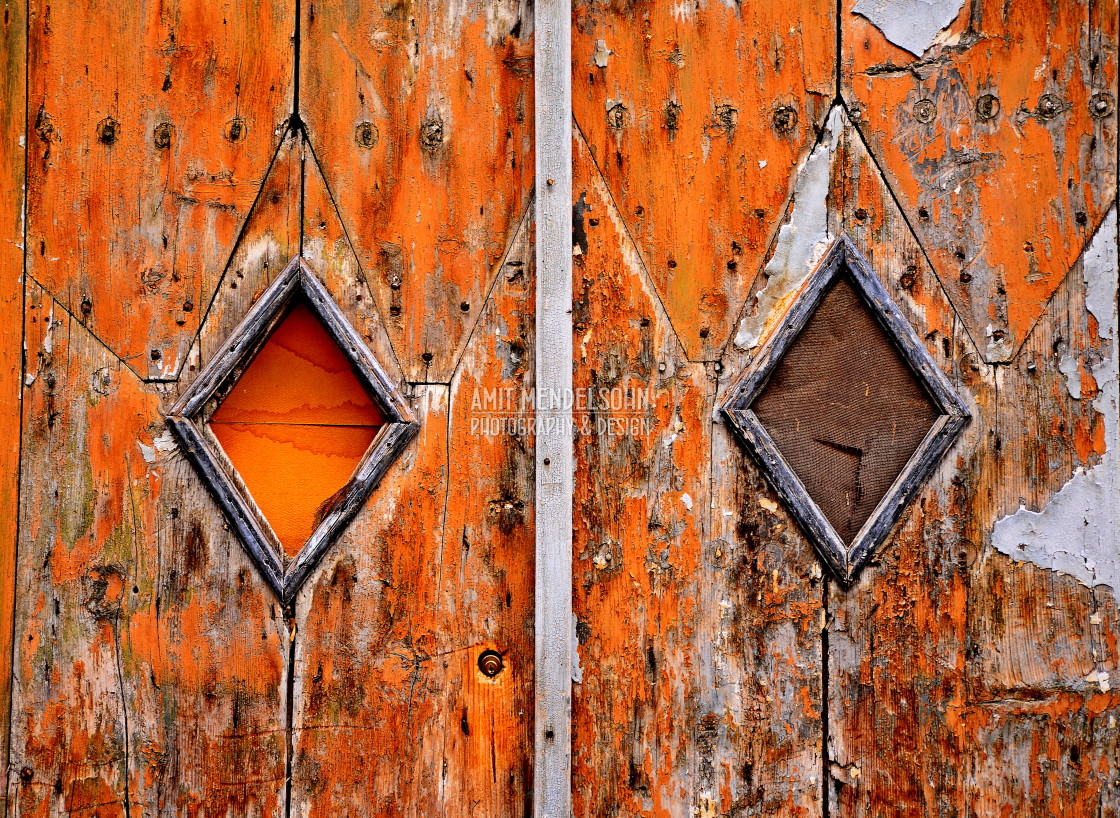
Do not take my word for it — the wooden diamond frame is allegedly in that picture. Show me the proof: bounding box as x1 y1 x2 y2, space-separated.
722 235 970 584
167 258 418 602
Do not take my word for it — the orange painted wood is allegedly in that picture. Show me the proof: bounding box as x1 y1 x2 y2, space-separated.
571 0 835 360
298 0 534 381
0 0 25 810
26 0 293 379
841 0 1118 360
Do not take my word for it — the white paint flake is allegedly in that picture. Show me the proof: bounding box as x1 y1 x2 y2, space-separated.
852 0 967 57
733 105 843 350
992 209 1119 593
1058 354 1082 399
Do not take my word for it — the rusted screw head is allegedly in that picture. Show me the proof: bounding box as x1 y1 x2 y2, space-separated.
772 106 798 134
478 649 504 678
225 117 246 142
420 115 444 149
854 207 868 222
153 122 174 149
1036 94 1064 121
97 117 119 145
715 103 738 133
355 120 379 148
19 766 32 783
664 100 682 132
975 94 1000 122
606 102 627 130
1090 92 1115 119
913 98 937 124
899 271 915 290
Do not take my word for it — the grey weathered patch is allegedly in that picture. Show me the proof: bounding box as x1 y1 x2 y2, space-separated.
852 0 966 57
733 106 842 351
991 209 1119 593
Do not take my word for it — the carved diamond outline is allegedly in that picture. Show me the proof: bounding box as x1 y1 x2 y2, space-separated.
722 235 970 584
167 257 418 602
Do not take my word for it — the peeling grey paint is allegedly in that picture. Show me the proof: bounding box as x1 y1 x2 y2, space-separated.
992 209 1119 593
852 0 966 58
1059 354 1082 400
733 105 843 351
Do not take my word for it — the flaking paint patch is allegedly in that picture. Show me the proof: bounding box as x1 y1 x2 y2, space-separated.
852 0 966 57
992 209 1119 593
733 106 843 351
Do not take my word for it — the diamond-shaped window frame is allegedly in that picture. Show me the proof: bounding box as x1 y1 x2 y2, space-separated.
167 258 418 602
722 235 970 584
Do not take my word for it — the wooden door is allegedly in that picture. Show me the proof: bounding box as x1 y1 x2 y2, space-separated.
1 0 1118 817
0 0 535 815
567 0 1118 816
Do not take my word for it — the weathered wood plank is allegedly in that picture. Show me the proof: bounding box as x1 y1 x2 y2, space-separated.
298 0 534 382
822 84 1119 816
571 0 835 360
841 0 1118 360
0 0 26 812
572 130 824 818
286 195 535 816
26 0 294 379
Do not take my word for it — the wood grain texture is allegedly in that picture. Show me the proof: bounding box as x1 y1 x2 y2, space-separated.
26 0 294 380
842 0 1119 360
298 0 534 382
287 212 535 816
571 0 835 360
0 0 25 812
818 96 1119 817
572 130 824 818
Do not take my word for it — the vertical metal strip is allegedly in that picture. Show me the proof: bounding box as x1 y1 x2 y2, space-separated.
534 0 573 816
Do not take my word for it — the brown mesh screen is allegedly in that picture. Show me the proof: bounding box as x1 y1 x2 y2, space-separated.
752 276 940 544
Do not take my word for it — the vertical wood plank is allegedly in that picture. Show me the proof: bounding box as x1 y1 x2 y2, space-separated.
536 0 573 815
26 0 294 378
297 0 534 382
0 0 24 812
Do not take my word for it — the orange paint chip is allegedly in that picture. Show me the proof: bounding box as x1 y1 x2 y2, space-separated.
210 300 384 558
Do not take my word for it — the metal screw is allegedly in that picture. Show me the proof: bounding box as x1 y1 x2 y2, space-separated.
715 104 738 133
478 650 504 678
975 94 1000 122
606 103 627 130
1090 92 1115 119
854 207 868 222
225 117 246 142
772 106 798 134
153 122 174 149
355 121 379 148
420 115 444 150
97 117 119 145
913 98 937 124
1036 94 1064 121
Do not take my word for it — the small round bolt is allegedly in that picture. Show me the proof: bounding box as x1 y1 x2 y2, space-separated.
975 94 1000 122
913 98 937 124
225 117 246 142
606 103 627 130
854 207 868 222
97 117 119 145
1036 94 1064 121
478 650 504 678
420 115 444 150
355 120 379 148
772 106 798 134
1090 92 1115 119
153 122 174 149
